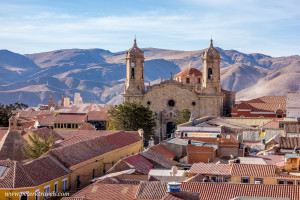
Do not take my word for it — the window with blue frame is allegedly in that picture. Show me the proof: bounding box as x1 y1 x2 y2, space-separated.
277 179 285 184
297 180 300 185
223 177 231 182
286 180 294 185
254 178 263 184
241 177 250 183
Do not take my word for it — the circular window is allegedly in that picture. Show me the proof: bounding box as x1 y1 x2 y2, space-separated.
192 101 196 106
168 100 175 107
147 101 151 106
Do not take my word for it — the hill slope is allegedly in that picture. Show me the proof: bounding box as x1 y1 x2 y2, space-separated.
0 47 298 106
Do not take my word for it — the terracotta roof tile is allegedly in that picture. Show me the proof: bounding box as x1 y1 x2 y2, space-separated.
246 155 284 165
50 131 142 167
189 163 232 176
231 164 277 177
87 111 108 121
261 119 280 129
180 182 300 200
150 144 176 160
236 96 286 112
140 148 177 169
104 131 141 148
123 154 153 174
161 193 185 200
175 68 202 77
38 114 56 126
22 155 70 186
279 137 300 149
53 114 87 123
135 181 167 200
68 182 139 200
30 127 63 141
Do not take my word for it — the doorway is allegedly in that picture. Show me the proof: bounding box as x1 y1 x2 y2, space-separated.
166 122 176 138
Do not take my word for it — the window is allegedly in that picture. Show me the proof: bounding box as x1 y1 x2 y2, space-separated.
93 169 96 179
241 177 250 183
211 177 217 182
223 177 231 182
240 115 244 118
103 164 106 175
287 180 294 185
297 180 300 185
54 181 58 194
77 176 81 189
44 185 50 200
67 124 71 129
254 178 263 184
131 68 135 78
192 101 196 106
277 180 285 184
197 78 201 83
62 178 68 191
168 100 175 107
19 191 29 200
112 161 114 166
147 101 151 106
35 189 39 200
186 78 190 84
208 68 213 79
259 116 264 118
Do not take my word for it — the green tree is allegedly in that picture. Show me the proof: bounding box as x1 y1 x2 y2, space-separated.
108 102 156 140
22 130 56 159
0 102 29 127
172 109 191 126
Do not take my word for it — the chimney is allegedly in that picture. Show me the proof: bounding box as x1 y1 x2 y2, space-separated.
8 116 18 131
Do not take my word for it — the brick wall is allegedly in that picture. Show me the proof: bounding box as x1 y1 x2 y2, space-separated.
187 145 216 164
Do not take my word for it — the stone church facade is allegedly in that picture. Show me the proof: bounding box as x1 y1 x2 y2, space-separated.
123 39 235 141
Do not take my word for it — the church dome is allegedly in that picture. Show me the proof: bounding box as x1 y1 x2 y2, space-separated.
175 67 202 77
203 39 220 59
126 39 144 58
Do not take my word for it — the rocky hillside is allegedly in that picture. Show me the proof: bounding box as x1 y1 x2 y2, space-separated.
0 47 298 106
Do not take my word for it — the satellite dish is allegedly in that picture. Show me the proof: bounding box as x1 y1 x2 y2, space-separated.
171 166 178 176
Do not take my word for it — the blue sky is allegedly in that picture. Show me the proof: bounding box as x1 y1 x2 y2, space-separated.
0 0 299 57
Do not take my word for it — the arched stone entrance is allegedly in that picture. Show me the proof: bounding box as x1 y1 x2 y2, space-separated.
166 121 176 138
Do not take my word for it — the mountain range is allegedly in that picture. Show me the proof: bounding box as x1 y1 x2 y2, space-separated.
0 47 299 107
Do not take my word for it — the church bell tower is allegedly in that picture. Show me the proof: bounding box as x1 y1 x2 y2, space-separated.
201 39 221 94
123 38 145 102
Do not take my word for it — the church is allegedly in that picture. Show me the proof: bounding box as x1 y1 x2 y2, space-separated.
122 39 235 141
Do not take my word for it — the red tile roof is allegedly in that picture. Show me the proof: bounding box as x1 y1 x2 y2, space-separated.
50 131 142 167
30 127 63 141
38 114 56 126
261 119 280 129
175 68 202 77
0 156 69 188
123 154 153 174
104 131 141 148
180 182 300 200
22 155 70 186
189 163 231 176
236 96 286 112
140 148 177 169
150 144 176 160
87 111 108 121
161 193 185 200
247 155 284 165
279 137 300 149
231 164 277 177
53 114 87 123
135 181 167 200
66 182 139 200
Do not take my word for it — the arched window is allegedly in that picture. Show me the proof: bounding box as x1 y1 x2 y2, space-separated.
276 109 283 118
131 68 135 78
208 68 213 79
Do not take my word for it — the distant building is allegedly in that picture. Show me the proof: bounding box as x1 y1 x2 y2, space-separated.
231 96 286 118
287 91 300 118
74 93 83 104
123 39 235 141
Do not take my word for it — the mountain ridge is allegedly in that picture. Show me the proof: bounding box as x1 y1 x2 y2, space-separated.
0 47 298 106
